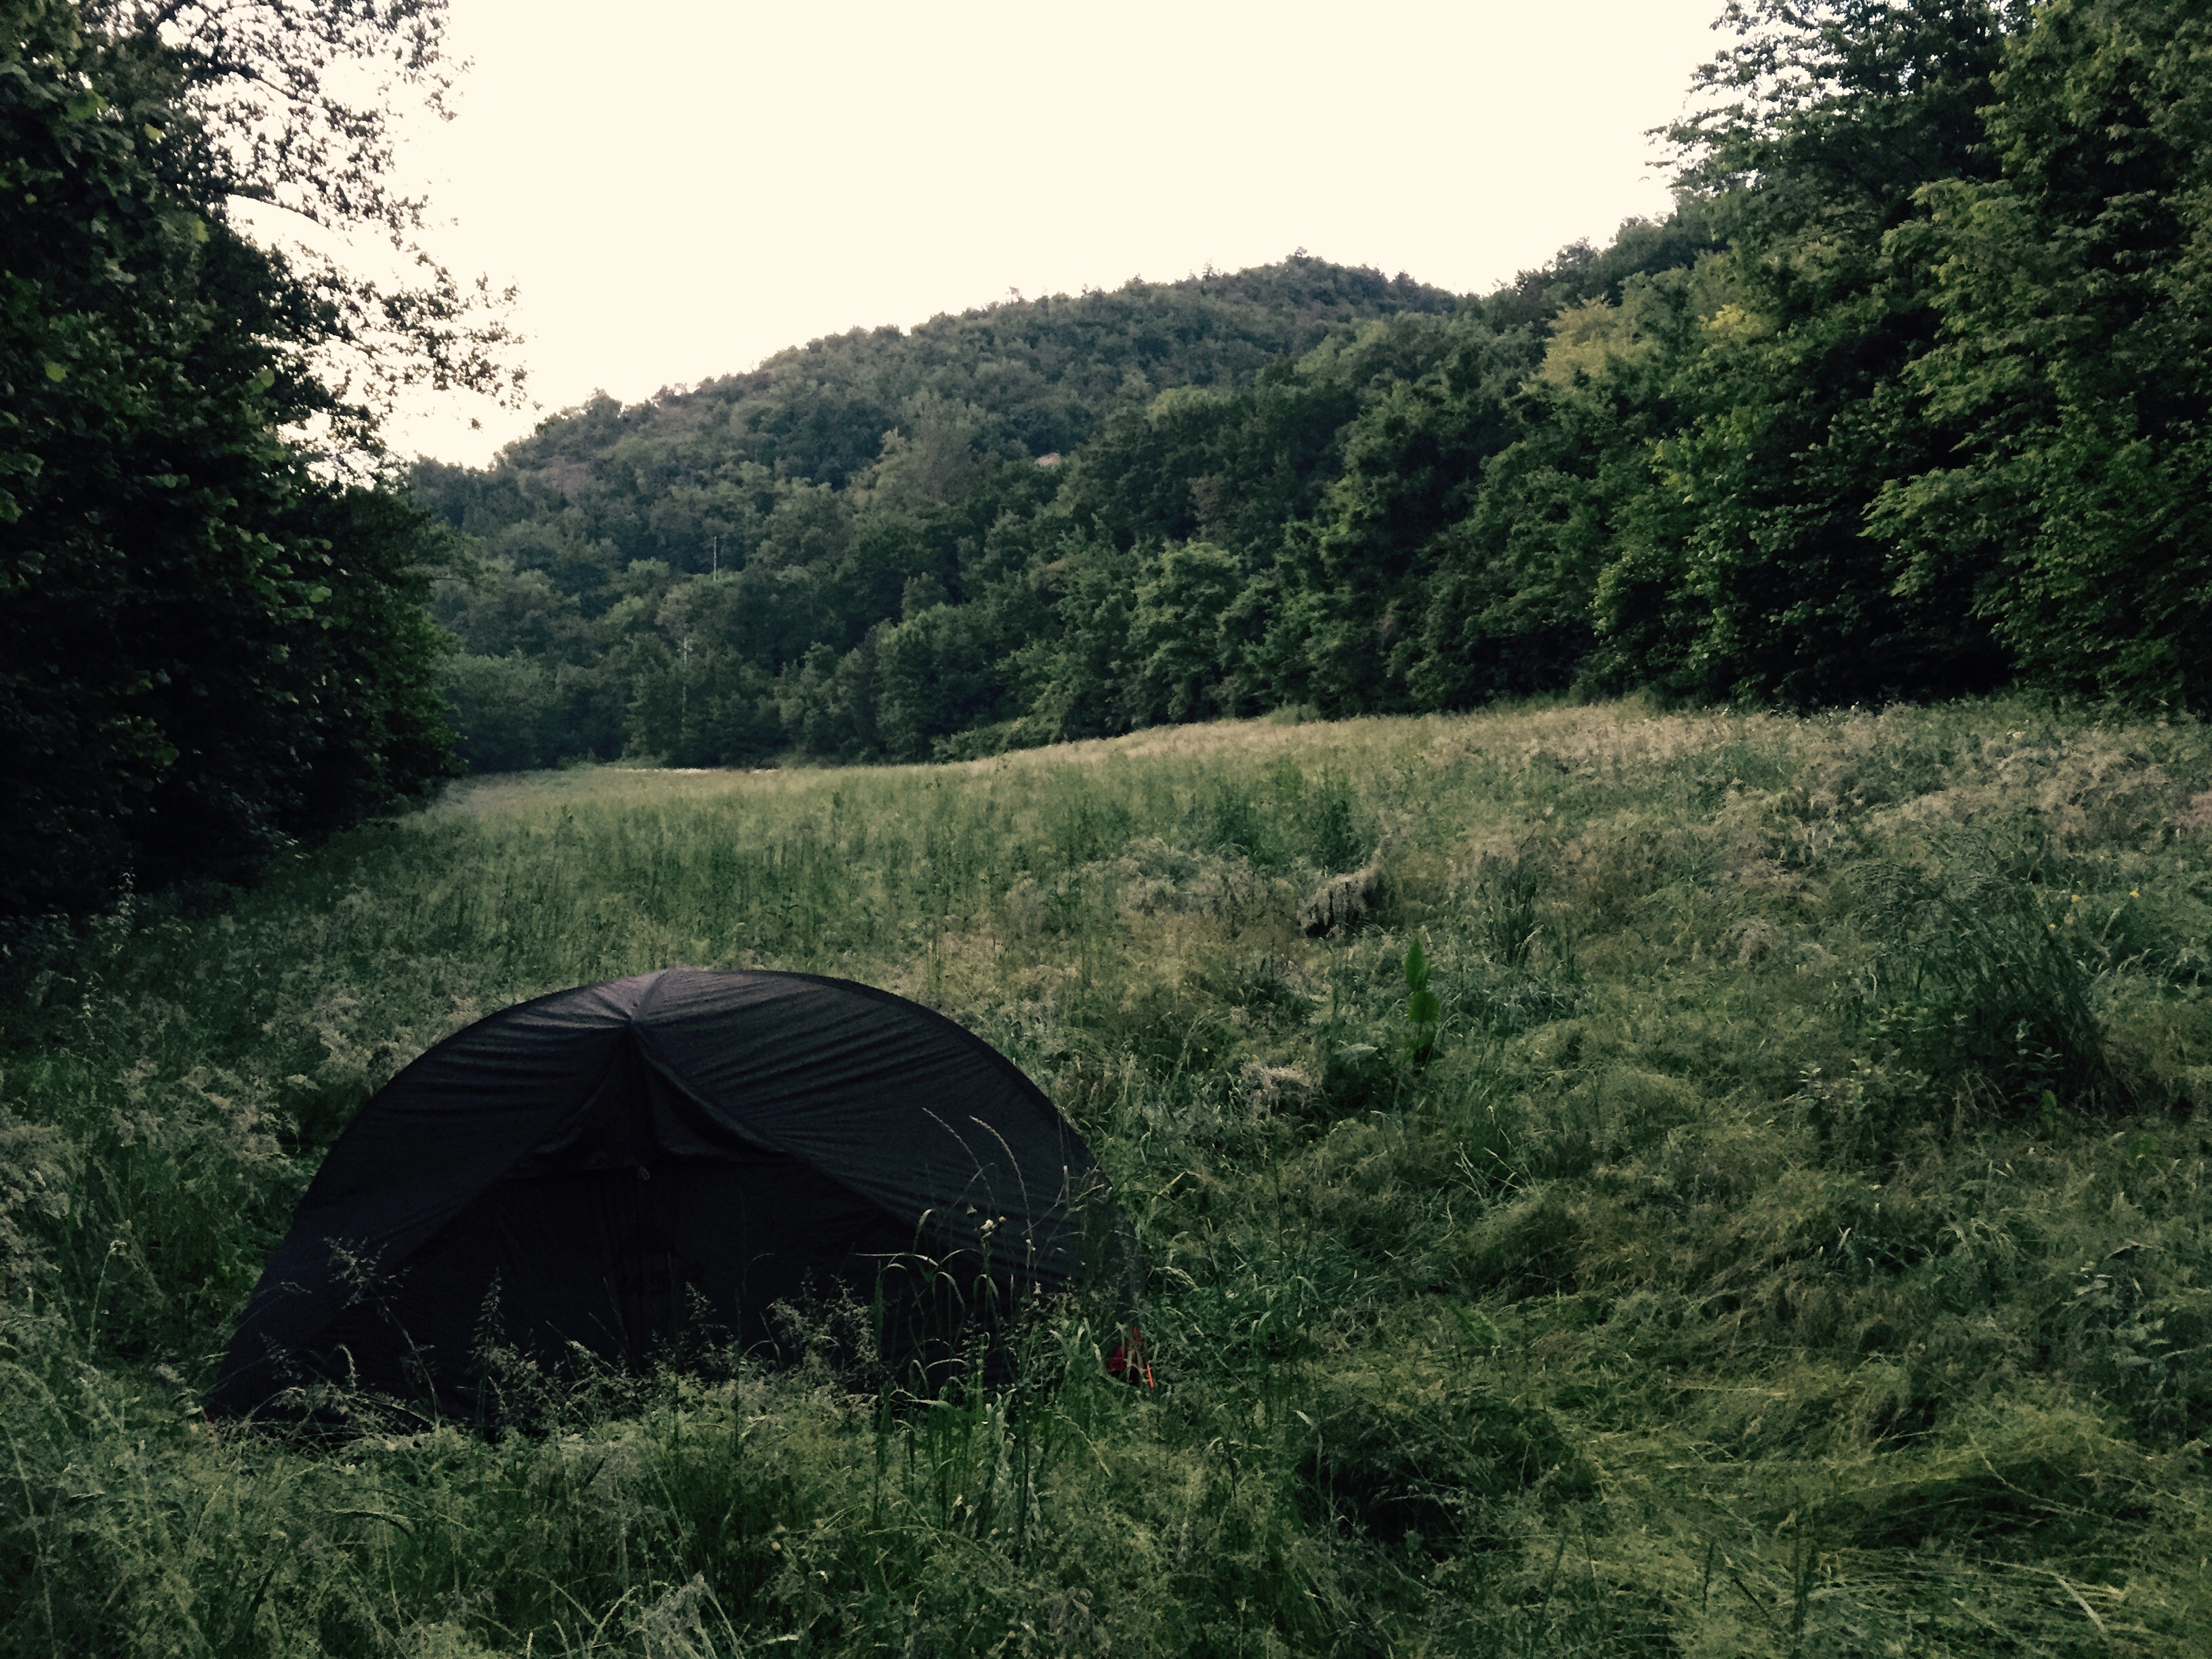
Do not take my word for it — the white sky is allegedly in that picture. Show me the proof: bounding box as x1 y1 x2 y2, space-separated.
388 0 1727 466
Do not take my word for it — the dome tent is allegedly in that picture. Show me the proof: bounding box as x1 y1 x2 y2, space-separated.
211 968 1121 1416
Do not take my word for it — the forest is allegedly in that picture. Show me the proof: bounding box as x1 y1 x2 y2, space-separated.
415 0 2211 777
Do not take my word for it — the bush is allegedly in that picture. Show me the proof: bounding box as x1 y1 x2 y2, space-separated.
1296 772 1370 873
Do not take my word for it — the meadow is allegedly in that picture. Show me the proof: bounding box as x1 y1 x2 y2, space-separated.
3 696 2211 1657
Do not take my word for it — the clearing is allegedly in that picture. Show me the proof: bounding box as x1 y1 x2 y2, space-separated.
5 697 2210 1656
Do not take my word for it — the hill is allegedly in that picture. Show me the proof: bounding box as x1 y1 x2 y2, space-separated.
411 0 2212 784
417 257 1461 518
406 255 1486 771
5 697 2209 1652
406 242 1694 772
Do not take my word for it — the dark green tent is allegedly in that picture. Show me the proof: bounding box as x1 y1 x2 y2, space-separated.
211 968 1119 1414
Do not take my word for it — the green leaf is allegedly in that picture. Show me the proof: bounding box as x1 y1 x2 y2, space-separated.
44 362 67 382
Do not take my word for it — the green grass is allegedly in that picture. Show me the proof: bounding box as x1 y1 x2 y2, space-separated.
4 697 2211 1656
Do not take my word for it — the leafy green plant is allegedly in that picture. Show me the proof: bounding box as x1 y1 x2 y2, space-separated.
1403 935 1441 1062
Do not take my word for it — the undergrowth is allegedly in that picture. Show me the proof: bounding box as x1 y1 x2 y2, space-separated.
3 697 2210 1655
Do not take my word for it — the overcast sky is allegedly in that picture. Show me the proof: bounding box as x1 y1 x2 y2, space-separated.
386 0 1727 466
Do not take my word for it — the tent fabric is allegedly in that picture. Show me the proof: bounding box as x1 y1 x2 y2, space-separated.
211 968 1112 1415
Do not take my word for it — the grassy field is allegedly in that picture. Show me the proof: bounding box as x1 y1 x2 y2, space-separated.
4 697 2211 1656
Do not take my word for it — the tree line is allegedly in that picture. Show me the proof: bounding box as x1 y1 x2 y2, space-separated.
7 0 2206 914
422 0 2209 775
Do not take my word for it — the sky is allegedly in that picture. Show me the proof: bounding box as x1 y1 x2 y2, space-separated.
386 0 1729 466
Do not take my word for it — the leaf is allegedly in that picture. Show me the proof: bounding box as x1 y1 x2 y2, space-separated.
44 362 68 382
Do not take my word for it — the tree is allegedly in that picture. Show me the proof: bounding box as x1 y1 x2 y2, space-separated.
1 0 514 912
1586 0 2021 705
1879 0 2212 710
1128 541 1245 725
1285 323 1536 714
1411 276 1702 708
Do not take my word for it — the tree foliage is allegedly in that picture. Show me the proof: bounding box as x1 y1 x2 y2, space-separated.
1 0 511 912
417 0 2208 777
1879 0 2212 710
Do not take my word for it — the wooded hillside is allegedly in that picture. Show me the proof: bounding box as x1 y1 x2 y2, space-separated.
417 0 2212 775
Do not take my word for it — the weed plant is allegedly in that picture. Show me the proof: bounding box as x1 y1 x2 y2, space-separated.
3 699 2211 1654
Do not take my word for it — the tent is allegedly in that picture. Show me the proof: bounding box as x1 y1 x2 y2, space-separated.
210 968 1121 1415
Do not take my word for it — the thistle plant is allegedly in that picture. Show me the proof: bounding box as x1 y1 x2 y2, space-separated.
1403 935 1441 1063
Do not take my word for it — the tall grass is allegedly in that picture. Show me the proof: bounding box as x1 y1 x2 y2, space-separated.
3 699 2211 1655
